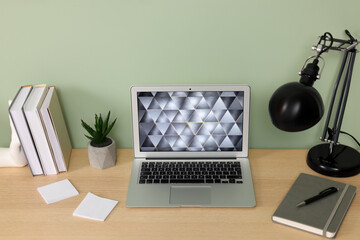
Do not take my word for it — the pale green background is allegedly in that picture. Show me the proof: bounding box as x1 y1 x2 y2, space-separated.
1 0 359 150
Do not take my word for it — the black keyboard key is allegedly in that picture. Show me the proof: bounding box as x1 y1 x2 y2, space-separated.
161 179 169 184
141 171 152 176
139 179 146 184
170 179 205 184
227 175 242 179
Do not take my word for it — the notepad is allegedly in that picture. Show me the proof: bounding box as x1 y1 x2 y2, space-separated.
37 179 79 204
73 192 118 221
272 173 356 238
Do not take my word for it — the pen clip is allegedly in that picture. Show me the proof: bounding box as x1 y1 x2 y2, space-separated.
319 187 337 195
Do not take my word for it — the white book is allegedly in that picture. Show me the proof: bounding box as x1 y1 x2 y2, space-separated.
8 85 43 175
40 86 72 172
23 84 58 175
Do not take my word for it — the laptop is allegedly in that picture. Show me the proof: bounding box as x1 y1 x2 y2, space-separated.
126 85 256 207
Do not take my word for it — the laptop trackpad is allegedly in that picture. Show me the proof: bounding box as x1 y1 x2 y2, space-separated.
170 186 211 205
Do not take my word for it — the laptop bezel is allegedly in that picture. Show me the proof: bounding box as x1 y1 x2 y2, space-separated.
131 85 250 159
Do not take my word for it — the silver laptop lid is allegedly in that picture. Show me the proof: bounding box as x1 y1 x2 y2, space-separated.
131 85 250 159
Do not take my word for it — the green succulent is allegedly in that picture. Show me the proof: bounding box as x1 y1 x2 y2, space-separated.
81 111 117 145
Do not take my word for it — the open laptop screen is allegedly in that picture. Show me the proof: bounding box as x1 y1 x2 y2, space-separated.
137 91 244 152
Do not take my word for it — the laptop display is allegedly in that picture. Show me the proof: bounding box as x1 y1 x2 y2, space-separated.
137 91 244 152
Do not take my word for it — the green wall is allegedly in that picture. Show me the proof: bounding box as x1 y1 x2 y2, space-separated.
1 0 360 149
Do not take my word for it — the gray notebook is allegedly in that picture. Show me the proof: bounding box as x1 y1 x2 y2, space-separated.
272 173 356 238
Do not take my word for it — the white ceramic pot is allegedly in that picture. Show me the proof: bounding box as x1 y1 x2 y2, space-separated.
87 137 116 169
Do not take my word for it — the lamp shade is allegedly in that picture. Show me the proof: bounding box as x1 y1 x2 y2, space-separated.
269 81 324 132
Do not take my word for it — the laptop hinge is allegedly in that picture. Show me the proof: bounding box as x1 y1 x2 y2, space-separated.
144 157 237 161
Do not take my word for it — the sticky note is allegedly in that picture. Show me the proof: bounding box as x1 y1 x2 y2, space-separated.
73 192 118 221
37 179 79 204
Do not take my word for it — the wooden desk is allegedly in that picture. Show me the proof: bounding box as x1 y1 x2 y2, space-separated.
0 149 359 240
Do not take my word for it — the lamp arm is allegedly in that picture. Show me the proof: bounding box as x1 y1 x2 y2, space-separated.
320 50 357 149
333 51 356 144
320 51 349 142
316 30 358 147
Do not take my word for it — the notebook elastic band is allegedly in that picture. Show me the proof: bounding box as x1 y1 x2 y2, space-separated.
323 184 349 237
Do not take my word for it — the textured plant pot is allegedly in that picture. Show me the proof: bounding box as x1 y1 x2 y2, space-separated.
87 138 117 169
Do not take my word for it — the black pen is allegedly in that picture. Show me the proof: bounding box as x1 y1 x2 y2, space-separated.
296 187 339 207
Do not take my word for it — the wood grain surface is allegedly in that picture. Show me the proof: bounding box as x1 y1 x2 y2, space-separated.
0 149 359 240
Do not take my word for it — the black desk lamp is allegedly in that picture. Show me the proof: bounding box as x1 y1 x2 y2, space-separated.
269 30 360 177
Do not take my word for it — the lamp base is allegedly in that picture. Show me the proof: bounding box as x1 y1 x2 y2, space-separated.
307 143 360 177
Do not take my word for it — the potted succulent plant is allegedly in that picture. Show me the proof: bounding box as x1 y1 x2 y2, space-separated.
81 111 117 169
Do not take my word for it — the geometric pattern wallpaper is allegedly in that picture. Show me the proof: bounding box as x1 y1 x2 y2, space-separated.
138 91 244 152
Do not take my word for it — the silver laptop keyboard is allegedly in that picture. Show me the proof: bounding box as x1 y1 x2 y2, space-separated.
139 161 242 184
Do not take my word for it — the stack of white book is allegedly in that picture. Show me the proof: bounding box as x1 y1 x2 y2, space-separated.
8 84 72 176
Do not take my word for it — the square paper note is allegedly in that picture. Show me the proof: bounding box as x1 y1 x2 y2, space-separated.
73 192 118 221
37 179 79 204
